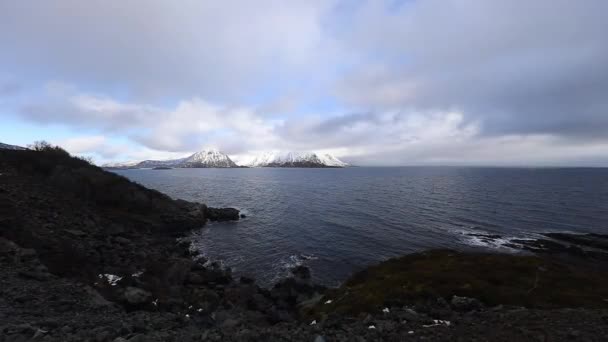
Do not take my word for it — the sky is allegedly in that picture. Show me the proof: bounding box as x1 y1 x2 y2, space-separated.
1 0 607 166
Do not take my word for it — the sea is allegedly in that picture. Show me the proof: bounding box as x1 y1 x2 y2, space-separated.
113 167 608 287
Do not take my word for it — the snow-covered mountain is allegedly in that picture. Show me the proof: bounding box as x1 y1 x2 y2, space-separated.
103 149 238 169
135 157 187 169
246 151 349 168
181 149 238 168
102 160 142 169
0 142 27 150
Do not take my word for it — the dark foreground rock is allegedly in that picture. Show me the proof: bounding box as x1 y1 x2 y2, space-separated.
2 147 608 341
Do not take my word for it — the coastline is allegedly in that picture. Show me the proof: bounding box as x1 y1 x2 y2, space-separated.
2 148 608 341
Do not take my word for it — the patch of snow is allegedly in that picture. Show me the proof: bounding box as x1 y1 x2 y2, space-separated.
310 320 317 326
423 320 451 328
368 325 376 329
98 273 122 286
101 160 140 168
182 149 237 167
246 151 349 167
324 300 333 304
382 307 390 313
0 142 27 150
131 271 144 278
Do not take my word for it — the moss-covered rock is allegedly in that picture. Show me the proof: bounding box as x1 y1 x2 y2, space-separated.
309 249 608 317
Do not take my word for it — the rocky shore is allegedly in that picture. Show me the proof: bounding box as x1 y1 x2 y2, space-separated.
2 147 608 341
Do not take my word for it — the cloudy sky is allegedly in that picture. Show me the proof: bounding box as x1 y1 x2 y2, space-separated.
1 0 607 166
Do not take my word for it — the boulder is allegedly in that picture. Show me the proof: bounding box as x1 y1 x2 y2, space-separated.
450 296 483 311
123 287 151 305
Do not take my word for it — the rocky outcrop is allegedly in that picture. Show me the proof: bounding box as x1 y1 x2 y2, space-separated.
205 207 240 221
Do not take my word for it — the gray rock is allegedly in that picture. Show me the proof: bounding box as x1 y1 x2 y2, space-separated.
127 335 147 342
314 335 326 342
114 236 131 244
64 229 87 237
220 318 240 330
123 287 151 305
451 296 483 311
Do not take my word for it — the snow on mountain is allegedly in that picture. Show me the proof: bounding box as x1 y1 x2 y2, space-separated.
102 149 346 169
101 160 141 169
103 149 238 169
136 157 187 169
316 153 350 167
247 151 349 168
181 149 238 168
0 142 27 150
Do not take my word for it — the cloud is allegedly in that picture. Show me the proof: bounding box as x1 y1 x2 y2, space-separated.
0 0 337 101
3 0 608 166
0 82 20 98
334 0 608 138
54 135 123 159
23 83 280 154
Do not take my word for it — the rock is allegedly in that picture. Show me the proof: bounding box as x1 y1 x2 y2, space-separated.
220 318 240 330
114 236 131 244
240 276 255 284
165 259 193 285
64 229 87 237
18 270 51 281
127 334 147 342
291 265 311 281
0 237 19 255
451 296 483 311
18 248 37 260
187 272 205 284
314 335 326 342
83 286 114 307
205 207 240 221
123 287 151 305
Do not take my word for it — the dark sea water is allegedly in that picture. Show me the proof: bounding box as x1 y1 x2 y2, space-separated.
114 167 608 287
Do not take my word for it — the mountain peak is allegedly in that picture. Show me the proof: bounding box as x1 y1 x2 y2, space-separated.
103 148 238 169
183 149 237 167
247 151 348 168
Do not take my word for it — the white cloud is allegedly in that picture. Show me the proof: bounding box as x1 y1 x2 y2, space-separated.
0 0 337 100
3 1 608 166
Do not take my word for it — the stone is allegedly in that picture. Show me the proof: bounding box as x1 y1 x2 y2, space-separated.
314 335 326 342
64 229 87 237
220 318 240 329
165 259 192 285
291 265 311 280
114 236 131 244
123 287 151 305
18 270 51 281
451 296 483 311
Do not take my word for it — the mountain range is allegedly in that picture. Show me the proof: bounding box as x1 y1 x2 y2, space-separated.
245 151 349 168
0 142 26 150
103 149 349 169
